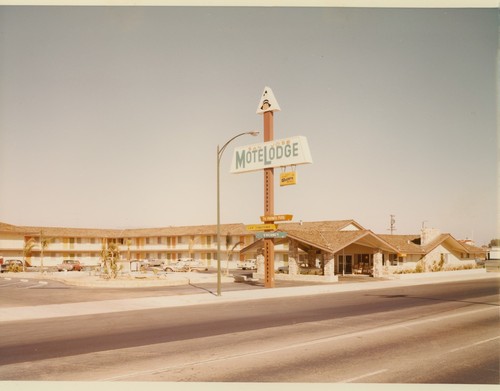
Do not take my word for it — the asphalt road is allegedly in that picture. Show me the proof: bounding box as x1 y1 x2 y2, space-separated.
0 277 498 384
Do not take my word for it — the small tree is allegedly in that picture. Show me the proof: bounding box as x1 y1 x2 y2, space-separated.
101 240 121 279
415 258 425 273
489 239 500 247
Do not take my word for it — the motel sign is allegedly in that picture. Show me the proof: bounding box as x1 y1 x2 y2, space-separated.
230 136 312 174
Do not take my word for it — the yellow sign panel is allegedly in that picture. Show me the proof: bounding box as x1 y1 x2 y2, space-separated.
246 224 277 231
280 171 297 186
260 214 293 222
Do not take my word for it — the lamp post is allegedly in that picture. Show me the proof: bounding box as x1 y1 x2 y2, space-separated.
217 131 259 296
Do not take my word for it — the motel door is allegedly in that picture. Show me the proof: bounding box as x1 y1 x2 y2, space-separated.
338 255 353 274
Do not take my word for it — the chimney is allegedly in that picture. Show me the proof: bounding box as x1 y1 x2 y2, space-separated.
421 227 440 246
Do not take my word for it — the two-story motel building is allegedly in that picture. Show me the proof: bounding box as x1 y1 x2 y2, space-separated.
0 219 486 277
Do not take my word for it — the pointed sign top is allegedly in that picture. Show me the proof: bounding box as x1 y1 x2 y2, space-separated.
256 86 281 114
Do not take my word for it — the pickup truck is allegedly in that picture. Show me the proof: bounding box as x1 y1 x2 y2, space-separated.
57 259 84 272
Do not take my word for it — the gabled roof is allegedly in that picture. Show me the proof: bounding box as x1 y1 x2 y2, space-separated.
241 220 398 254
461 242 487 254
377 234 426 254
284 229 397 254
378 233 486 255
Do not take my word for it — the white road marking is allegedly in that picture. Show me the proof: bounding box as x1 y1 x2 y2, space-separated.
0 281 23 287
339 369 388 383
448 335 500 353
100 306 496 381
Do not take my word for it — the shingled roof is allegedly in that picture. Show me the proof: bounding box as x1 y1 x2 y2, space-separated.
0 221 248 238
378 233 485 255
241 220 398 254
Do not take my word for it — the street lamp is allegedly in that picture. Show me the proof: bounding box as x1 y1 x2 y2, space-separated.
217 131 259 296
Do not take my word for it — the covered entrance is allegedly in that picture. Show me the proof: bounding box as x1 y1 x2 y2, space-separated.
240 220 399 282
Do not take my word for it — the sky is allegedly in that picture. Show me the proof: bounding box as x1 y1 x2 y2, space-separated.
0 4 498 246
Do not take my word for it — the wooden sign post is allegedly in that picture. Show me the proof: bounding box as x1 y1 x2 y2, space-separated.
257 87 281 288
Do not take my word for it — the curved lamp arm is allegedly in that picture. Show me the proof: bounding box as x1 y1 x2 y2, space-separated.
218 131 260 160
216 130 259 296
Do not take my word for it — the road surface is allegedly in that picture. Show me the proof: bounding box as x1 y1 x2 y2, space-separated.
0 277 498 383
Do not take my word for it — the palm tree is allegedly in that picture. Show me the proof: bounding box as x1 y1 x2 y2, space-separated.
23 238 36 269
38 230 53 272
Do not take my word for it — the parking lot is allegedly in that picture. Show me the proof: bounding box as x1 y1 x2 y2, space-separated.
0 267 384 308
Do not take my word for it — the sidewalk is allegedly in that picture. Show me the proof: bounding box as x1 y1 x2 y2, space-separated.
0 270 497 323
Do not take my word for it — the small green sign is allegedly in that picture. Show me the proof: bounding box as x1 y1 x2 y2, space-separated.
255 232 288 239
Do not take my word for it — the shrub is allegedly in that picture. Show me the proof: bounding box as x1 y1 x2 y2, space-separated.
101 242 122 279
415 261 425 273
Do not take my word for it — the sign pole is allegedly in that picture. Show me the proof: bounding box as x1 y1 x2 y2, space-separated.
255 86 283 288
263 109 275 288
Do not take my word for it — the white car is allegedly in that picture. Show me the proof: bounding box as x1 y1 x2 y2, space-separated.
163 259 207 272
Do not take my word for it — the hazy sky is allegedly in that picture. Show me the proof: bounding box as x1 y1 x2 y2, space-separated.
0 5 497 245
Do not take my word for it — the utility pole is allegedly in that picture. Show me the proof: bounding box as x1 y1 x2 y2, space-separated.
388 215 396 235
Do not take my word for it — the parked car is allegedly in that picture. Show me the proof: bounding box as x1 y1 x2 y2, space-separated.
57 259 84 271
0 259 24 273
237 259 257 270
163 259 207 272
276 266 289 274
142 259 163 268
